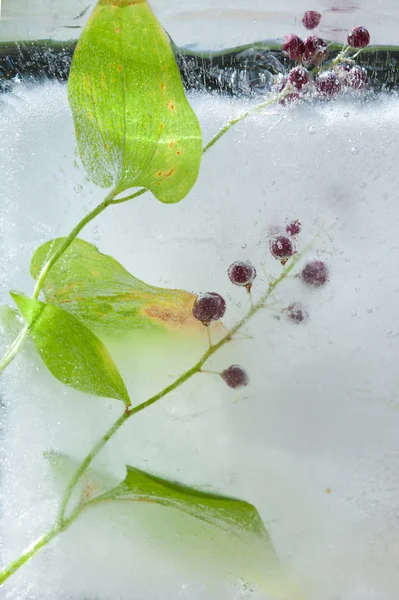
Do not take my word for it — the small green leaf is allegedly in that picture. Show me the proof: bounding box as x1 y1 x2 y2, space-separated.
68 0 202 203
30 238 199 335
100 465 274 544
10 292 130 405
45 450 118 499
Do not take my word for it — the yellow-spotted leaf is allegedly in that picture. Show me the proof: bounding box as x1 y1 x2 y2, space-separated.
30 238 199 335
10 292 131 405
68 0 202 203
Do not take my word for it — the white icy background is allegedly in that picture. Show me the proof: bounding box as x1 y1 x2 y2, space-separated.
1 82 399 600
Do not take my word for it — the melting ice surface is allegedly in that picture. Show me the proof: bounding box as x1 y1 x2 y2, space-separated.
1 82 399 600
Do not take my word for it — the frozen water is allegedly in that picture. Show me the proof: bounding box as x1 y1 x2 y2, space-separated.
1 81 399 600
3 0 399 46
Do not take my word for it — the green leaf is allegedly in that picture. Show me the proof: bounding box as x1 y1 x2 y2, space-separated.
45 450 118 499
44 455 302 596
99 465 274 544
68 0 202 203
30 238 199 336
10 292 131 405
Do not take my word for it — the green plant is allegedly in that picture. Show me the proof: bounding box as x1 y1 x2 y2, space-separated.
0 1 366 593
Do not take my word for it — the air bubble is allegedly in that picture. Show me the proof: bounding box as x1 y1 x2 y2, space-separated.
308 126 316 135
344 112 350 118
166 406 180 421
351 147 359 155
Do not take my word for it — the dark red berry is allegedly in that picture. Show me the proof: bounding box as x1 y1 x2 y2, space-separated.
345 65 368 89
303 36 328 65
270 236 295 260
301 260 329 287
221 365 249 389
302 10 321 30
282 34 305 61
288 66 310 90
286 303 309 324
193 292 226 326
280 92 300 106
347 26 370 49
228 261 256 289
286 220 302 236
316 71 342 97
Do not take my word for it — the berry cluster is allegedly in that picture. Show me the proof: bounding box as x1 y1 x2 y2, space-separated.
192 220 329 388
279 10 370 104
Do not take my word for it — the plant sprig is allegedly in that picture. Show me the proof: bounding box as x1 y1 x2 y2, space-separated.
0 91 281 378
0 249 302 586
0 0 351 590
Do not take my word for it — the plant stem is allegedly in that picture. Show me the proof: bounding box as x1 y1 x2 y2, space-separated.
0 526 61 585
57 409 130 522
202 95 279 154
0 327 31 373
32 190 115 299
0 496 94 586
111 188 147 205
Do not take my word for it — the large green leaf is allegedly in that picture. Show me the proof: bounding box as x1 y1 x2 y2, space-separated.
30 238 198 335
98 465 274 543
68 0 202 203
10 292 130 405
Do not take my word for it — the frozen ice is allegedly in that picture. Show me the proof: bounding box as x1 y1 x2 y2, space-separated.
1 80 399 600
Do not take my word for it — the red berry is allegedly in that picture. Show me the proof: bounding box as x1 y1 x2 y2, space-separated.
282 34 305 61
228 261 256 289
221 365 249 389
288 66 310 90
345 65 368 89
301 260 329 287
280 92 300 106
316 71 342 97
286 220 302 236
193 292 226 326
347 26 370 49
303 36 328 65
270 236 295 260
302 10 321 30
286 303 309 324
